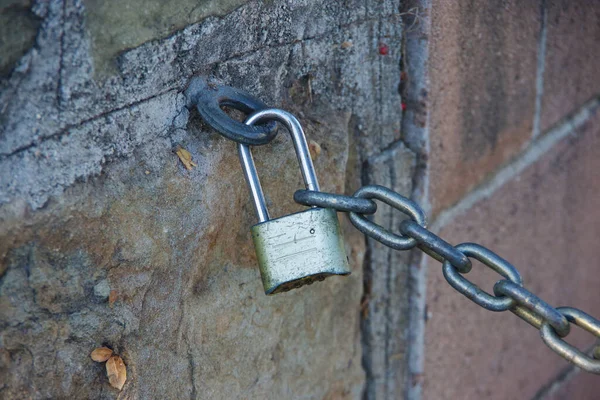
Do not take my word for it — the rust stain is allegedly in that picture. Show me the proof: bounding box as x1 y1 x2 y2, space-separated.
108 290 118 308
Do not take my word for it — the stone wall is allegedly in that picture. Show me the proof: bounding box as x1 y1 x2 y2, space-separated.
0 0 415 398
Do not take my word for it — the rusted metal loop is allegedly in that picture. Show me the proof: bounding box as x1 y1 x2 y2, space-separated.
442 243 522 312
348 185 426 250
493 280 570 337
185 76 278 145
399 220 472 273
294 189 378 214
540 307 600 374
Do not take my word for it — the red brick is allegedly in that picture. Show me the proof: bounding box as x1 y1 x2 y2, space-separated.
541 1 600 132
428 0 541 216
423 112 600 400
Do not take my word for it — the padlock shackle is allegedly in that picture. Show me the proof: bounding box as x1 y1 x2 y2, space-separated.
238 109 320 223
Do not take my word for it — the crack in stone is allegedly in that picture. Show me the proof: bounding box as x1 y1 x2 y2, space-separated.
56 0 66 111
186 336 198 400
1 12 400 160
0 88 178 160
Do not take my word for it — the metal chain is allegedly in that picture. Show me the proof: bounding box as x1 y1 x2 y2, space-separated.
189 84 600 373
295 187 600 373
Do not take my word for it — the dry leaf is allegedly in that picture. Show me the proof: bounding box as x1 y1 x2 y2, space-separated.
106 355 127 391
175 146 197 170
91 347 113 362
308 140 321 161
341 41 353 49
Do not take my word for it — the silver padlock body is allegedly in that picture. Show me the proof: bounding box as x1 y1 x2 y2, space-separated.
251 207 351 295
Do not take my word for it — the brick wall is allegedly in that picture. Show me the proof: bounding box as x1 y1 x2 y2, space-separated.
0 1 406 398
420 1 600 399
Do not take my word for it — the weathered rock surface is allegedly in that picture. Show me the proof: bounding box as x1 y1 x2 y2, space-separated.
0 0 410 398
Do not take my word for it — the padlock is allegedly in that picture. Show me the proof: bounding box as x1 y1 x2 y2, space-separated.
238 109 351 295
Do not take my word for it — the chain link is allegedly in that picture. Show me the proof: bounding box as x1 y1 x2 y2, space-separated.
443 243 523 312
348 185 427 250
540 307 600 373
294 189 377 214
189 91 600 374
399 220 472 273
493 280 571 337
295 187 600 373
